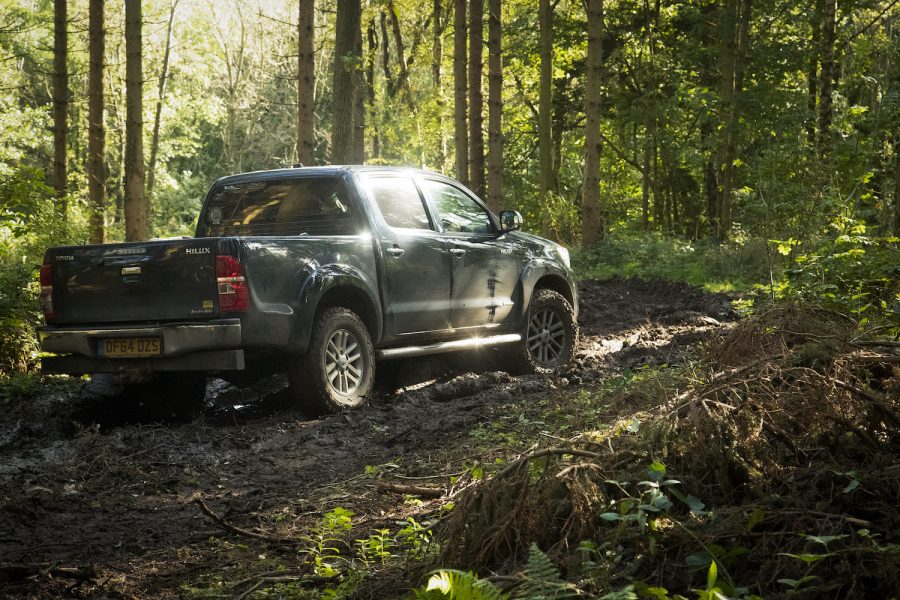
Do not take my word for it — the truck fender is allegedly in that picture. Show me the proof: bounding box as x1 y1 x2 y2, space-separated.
288 265 383 354
516 260 578 326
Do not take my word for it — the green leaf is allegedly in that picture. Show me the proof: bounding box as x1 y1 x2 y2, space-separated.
746 507 766 532
780 552 831 564
706 561 718 590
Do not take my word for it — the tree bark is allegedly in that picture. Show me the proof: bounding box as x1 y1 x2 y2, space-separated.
297 0 316 165
332 0 361 163
366 18 379 158
453 0 468 185
468 0 485 196
147 0 178 199
538 0 554 233
581 0 604 245
818 0 836 158
52 0 67 215
486 0 502 212
806 0 822 149
124 0 147 241
351 11 365 163
88 0 105 244
433 0 448 169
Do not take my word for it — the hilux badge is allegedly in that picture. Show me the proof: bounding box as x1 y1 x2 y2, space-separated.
186 247 211 255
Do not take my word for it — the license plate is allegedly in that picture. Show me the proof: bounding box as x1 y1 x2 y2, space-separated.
101 337 161 357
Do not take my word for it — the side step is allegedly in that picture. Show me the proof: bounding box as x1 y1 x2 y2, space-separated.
376 333 521 360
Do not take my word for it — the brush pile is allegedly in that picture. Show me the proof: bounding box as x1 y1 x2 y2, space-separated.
437 303 900 598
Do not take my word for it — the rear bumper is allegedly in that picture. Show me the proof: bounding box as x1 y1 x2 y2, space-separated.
38 319 244 374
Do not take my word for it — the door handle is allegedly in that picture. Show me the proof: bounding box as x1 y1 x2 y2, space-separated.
449 248 466 257
386 246 405 257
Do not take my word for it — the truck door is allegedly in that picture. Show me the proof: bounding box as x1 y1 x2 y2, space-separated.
362 175 452 337
418 178 520 331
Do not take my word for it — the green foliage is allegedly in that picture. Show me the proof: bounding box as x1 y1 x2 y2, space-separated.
414 570 508 600
574 233 773 293
783 222 899 324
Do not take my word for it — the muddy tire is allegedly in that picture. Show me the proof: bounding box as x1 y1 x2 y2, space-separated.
502 289 578 374
288 307 375 415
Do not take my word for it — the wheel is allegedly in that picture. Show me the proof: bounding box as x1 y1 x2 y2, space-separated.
288 307 375 415
503 289 578 374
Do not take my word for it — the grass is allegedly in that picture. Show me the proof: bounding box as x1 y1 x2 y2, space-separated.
573 232 779 294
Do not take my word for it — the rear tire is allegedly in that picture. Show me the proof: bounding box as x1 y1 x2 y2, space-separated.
288 307 375 416
502 289 577 374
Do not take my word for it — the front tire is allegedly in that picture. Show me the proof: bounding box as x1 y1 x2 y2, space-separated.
503 289 577 374
288 307 375 415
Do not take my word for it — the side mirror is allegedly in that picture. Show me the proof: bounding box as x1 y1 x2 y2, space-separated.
499 210 523 232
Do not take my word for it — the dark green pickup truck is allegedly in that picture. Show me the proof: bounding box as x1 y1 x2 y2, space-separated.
38 166 578 414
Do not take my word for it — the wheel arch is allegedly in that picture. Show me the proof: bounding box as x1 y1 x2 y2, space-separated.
289 266 382 353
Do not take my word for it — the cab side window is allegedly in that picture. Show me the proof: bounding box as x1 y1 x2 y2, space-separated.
368 177 433 230
420 180 492 234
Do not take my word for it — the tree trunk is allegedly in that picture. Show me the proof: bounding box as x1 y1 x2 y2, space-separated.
366 18 379 158
486 0 502 212
538 0 554 234
453 0 468 185
433 0 447 169
806 0 822 149
818 0 836 158
297 0 316 165
468 0 485 197
147 0 178 199
351 12 365 163
332 0 361 163
124 0 147 241
88 0 105 244
716 0 749 238
641 133 650 229
581 0 604 245
52 0 67 215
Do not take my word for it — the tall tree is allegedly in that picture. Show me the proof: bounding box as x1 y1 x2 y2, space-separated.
52 0 67 215
486 0 502 212
332 0 362 163
351 9 365 163
538 0 553 230
433 0 448 168
468 0 485 196
818 0 836 157
297 0 316 165
582 0 604 244
124 0 148 241
715 0 751 237
87 0 106 244
147 0 179 198
453 0 469 185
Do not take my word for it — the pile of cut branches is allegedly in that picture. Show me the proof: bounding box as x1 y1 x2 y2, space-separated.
433 303 900 598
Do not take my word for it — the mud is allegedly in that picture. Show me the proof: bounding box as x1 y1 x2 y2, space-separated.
0 278 737 598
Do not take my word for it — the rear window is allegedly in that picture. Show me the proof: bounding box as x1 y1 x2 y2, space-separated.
198 178 359 237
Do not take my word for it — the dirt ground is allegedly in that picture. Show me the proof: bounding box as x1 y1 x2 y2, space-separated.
0 278 737 598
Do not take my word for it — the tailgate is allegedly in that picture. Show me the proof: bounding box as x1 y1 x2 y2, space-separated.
47 239 223 324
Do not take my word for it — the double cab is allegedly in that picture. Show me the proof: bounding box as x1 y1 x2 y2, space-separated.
39 166 578 414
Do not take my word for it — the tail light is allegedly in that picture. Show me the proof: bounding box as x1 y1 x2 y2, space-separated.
39 263 54 321
216 255 249 313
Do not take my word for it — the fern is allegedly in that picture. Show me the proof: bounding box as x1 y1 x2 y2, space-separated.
415 569 509 600
518 544 582 600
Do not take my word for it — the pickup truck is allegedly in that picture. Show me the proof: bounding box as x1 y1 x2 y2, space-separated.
38 166 578 415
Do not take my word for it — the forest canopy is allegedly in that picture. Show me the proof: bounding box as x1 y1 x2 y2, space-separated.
0 0 898 371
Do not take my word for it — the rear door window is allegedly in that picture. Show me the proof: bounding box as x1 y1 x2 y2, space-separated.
199 177 358 236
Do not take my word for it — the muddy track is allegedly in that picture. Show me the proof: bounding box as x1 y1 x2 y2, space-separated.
0 278 737 598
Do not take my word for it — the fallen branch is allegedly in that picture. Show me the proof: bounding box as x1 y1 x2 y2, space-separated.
376 481 445 498
497 447 602 479
192 497 294 545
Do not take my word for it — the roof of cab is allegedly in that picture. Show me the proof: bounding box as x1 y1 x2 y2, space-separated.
211 165 450 187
